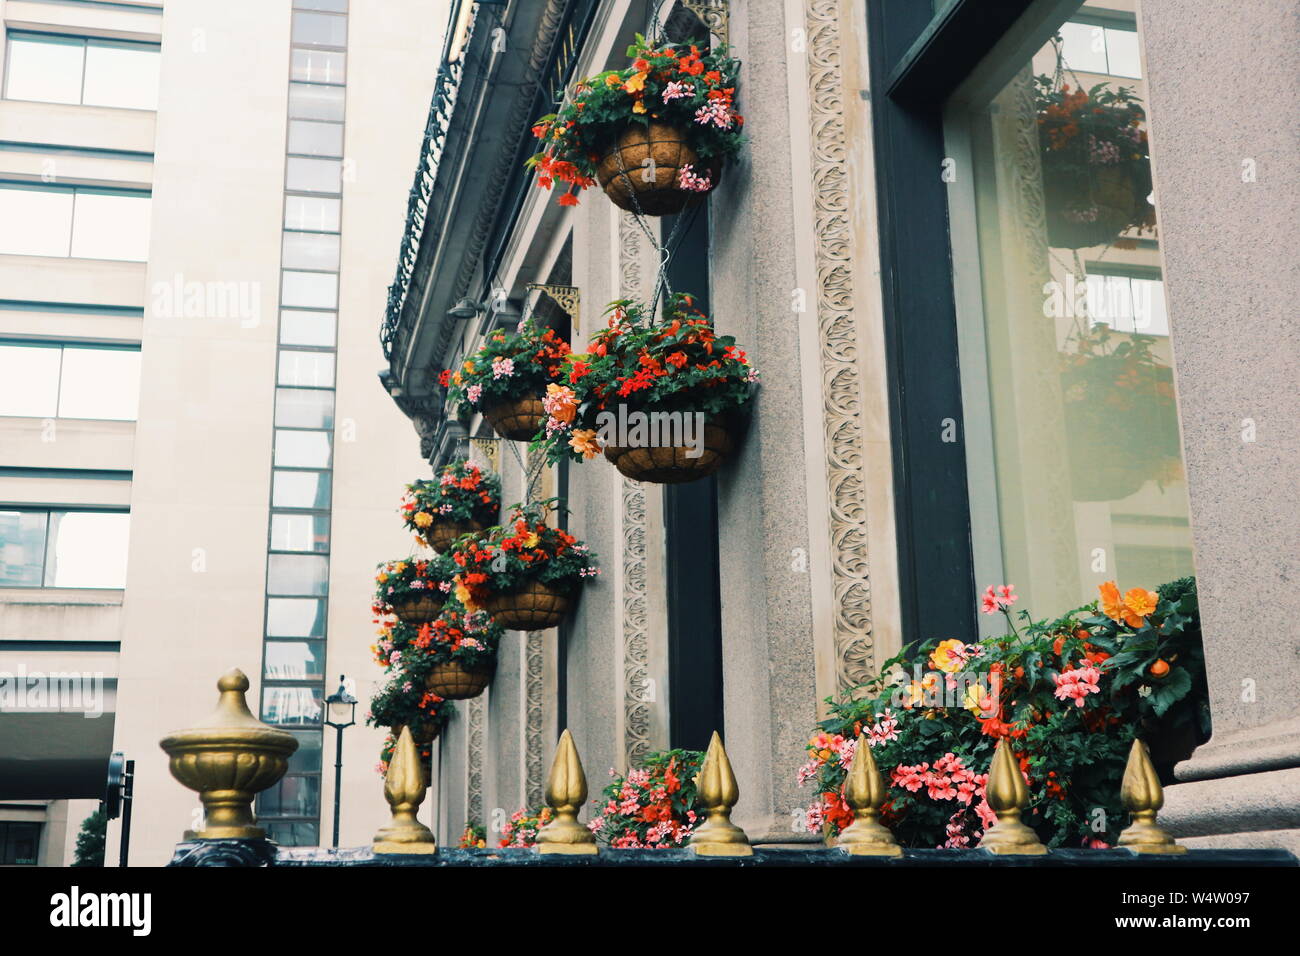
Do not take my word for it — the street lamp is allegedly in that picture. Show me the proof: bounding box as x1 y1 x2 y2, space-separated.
323 675 357 848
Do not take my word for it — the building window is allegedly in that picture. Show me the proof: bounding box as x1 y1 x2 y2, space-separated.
3 32 160 110
0 184 151 261
0 509 130 588
944 7 1192 620
0 341 141 420
0 822 41 865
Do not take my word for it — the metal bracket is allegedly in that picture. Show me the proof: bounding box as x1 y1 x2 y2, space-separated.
526 283 581 335
679 0 729 48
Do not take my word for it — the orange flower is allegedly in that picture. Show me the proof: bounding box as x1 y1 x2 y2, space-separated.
569 428 601 459
1099 580 1158 628
1149 659 1170 679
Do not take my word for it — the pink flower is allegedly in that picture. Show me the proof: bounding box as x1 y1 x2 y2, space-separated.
662 80 694 102
466 383 482 403
693 98 733 128
1053 663 1102 707
491 357 514 379
980 583 1017 614
677 163 712 192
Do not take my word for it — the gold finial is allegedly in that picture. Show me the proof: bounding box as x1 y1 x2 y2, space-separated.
836 735 903 856
373 726 437 854
536 729 599 854
976 737 1048 855
159 668 299 840
1117 738 1186 854
688 731 753 856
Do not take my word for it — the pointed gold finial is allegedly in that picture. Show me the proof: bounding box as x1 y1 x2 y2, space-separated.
1117 738 1186 854
836 735 903 856
688 731 753 856
536 729 598 854
976 737 1048 855
373 726 437 854
160 668 298 840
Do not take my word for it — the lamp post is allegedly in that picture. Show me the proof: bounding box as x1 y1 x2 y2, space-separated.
323 675 357 848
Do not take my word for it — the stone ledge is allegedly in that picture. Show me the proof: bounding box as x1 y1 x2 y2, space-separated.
1163 765 1300 852
1176 715 1300 782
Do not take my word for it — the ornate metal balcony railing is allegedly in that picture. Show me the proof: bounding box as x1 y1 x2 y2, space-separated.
380 1 479 363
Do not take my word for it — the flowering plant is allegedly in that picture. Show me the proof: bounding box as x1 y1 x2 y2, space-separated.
798 576 1206 849
534 294 756 464
372 554 456 609
458 821 487 849
376 728 439 776
588 749 704 848
411 603 503 671
367 671 450 760
498 806 553 848
449 499 600 604
401 461 501 540
527 35 744 206
441 320 571 420
1034 75 1155 241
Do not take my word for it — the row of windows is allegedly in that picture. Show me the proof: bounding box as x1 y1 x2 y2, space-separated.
0 342 140 420
3 33 160 111
258 3 352 839
0 185 150 261
0 509 129 588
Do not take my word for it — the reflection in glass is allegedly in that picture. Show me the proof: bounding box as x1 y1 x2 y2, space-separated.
277 350 335 387
264 640 326 680
282 231 340 271
266 597 326 637
292 11 348 47
281 271 338 309
4 33 84 104
274 387 334 429
284 196 341 232
288 82 345 121
287 119 344 157
0 511 48 586
284 730 323 773
82 39 160 110
272 470 332 509
948 5 1192 620
261 685 323 724
266 553 329 595
286 157 342 194
290 48 346 84
270 512 330 552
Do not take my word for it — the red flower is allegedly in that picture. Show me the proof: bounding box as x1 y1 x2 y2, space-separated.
558 192 579 207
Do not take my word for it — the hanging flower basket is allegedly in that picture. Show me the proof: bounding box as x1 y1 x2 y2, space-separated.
484 579 573 631
424 660 495 700
603 416 735 483
482 395 547 442
401 461 501 551
595 122 722 216
450 501 599 631
391 593 446 625
534 294 756 485
527 38 743 213
394 721 441 746
427 517 484 554
1034 76 1155 250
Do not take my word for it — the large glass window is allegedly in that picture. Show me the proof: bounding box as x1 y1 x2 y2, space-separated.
281 271 338 310
284 196 340 232
288 82 345 121
947 3 1193 620
0 185 150 261
272 470 332 509
266 597 327 637
0 509 130 588
287 119 344 157
274 429 331 468
286 157 342 194
0 342 140 420
0 822 41 865
279 310 337 347
290 49 346 84
3 33 160 109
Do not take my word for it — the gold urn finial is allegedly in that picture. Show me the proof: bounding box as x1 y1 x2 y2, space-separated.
1117 738 1186 854
976 737 1048 855
159 668 299 840
836 734 903 857
688 731 753 856
373 726 437 854
536 729 599 854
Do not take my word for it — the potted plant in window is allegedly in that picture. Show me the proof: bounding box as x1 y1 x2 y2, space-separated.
527 36 744 216
1034 75 1155 249
534 293 756 483
449 499 600 630
374 554 456 625
414 603 503 700
401 460 502 553
442 321 572 441
1060 323 1182 501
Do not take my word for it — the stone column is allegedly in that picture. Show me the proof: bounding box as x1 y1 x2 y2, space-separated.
1137 0 1300 852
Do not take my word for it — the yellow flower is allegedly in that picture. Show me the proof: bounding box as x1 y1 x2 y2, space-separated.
463 360 475 374
377 573 388 583
394 561 407 573
454 583 477 610
604 73 621 88
413 512 433 528
963 684 987 715
624 71 647 94
632 99 647 114
929 638 965 673
522 532 540 548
